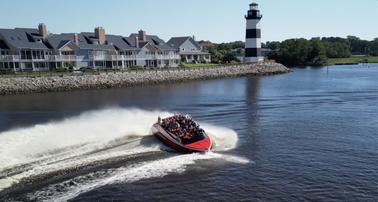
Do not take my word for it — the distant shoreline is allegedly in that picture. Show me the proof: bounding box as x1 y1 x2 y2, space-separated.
0 62 289 95
326 56 378 66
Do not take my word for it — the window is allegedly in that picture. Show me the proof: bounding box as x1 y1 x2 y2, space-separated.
95 61 104 67
62 51 74 56
26 62 33 69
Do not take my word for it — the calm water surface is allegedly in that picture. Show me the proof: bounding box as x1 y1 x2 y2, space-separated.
0 64 377 201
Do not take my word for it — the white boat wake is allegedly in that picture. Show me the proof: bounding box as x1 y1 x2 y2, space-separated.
0 108 248 201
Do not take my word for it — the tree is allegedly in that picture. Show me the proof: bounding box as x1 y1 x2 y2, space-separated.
205 41 244 64
323 42 351 58
347 35 369 55
368 38 378 56
274 38 311 66
265 41 280 51
222 53 237 63
308 40 327 66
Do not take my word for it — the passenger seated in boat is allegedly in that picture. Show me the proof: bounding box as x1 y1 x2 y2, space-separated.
181 133 193 139
161 115 205 140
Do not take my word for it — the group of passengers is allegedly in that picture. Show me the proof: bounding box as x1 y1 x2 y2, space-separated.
160 115 204 140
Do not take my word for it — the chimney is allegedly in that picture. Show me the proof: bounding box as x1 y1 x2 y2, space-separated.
138 30 146 42
135 37 139 48
74 34 79 45
38 23 48 41
95 27 106 45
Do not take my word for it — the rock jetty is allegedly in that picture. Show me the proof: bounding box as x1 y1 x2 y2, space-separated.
0 62 289 95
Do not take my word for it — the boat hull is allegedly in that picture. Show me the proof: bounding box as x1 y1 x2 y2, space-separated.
152 123 212 153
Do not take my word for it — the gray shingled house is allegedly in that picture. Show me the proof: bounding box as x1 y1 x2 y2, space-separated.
129 30 179 67
167 37 211 63
0 24 180 72
0 25 51 71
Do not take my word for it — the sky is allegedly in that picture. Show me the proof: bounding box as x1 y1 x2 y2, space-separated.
0 0 377 43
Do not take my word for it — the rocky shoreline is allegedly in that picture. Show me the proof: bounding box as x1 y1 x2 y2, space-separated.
0 62 289 95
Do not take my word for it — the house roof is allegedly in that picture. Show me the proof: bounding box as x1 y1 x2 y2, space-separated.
78 43 115 50
129 33 176 51
48 32 116 51
167 37 189 49
47 33 76 49
0 40 9 49
0 27 177 53
105 34 139 51
167 36 201 50
0 28 50 50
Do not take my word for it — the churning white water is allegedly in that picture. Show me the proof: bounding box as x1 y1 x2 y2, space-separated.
0 108 244 198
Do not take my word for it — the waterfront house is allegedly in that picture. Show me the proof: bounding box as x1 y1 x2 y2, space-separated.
0 25 51 71
0 24 180 72
129 30 180 67
167 36 211 63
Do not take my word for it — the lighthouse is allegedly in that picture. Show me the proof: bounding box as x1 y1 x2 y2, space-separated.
244 2 263 63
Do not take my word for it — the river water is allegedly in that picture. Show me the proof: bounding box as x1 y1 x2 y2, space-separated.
0 64 377 201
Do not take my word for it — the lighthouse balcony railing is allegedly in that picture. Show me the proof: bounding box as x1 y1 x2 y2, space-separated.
245 14 263 19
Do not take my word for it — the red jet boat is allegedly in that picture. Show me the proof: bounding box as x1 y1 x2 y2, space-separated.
152 115 212 153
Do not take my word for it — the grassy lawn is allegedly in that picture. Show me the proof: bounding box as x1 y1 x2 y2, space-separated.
367 57 378 63
327 56 378 65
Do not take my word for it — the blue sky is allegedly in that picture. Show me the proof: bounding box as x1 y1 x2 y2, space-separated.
0 0 377 43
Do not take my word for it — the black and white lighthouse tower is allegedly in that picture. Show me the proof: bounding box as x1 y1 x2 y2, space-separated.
244 2 263 63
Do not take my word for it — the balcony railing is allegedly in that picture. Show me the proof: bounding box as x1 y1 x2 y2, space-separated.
0 55 20 61
48 55 77 61
0 55 77 61
108 55 136 61
89 54 180 61
143 55 180 60
0 54 180 62
90 55 137 61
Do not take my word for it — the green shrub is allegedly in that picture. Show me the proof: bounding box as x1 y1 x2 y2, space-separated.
56 68 67 73
79 67 97 73
130 65 142 70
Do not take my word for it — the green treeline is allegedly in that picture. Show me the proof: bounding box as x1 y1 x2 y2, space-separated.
203 41 245 64
265 36 378 67
201 36 378 66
